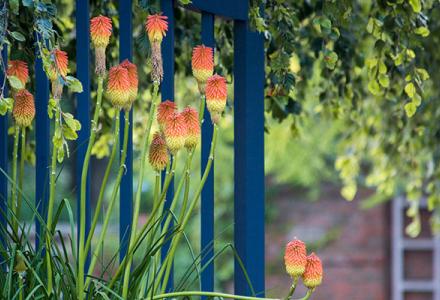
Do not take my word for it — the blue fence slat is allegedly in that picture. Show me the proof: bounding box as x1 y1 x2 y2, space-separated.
35 37 50 248
76 0 91 268
200 11 215 296
233 20 265 296
119 0 134 261
161 0 175 291
0 48 8 243
187 0 248 21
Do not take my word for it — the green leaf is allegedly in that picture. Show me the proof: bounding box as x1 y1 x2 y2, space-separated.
62 125 78 141
378 74 390 88
324 51 338 70
404 102 417 117
10 31 26 42
66 76 83 93
57 147 65 163
64 114 81 131
404 82 416 98
9 0 19 14
416 68 430 81
414 26 430 37
341 182 357 201
8 76 24 90
368 79 381 95
408 0 422 13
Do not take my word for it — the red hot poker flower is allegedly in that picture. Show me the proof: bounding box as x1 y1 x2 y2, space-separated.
106 65 131 109
145 14 168 43
13 89 35 128
192 45 214 93
205 74 227 123
7 60 29 87
90 15 112 48
302 253 323 289
149 132 169 172
164 112 187 155
182 106 200 150
157 100 177 131
46 49 69 82
90 15 112 76
120 59 138 109
284 239 307 278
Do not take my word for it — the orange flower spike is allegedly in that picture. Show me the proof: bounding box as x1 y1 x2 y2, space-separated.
192 45 214 93
148 132 169 172
49 49 69 81
182 106 200 150
145 14 168 43
164 112 187 155
120 59 138 109
90 15 112 76
7 60 29 86
106 65 131 109
157 100 177 131
13 89 35 128
302 253 323 289
90 15 112 48
205 74 227 123
284 239 307 278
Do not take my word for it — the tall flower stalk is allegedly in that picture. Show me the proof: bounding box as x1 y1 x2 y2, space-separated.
121 13 168 297
77 15 112 299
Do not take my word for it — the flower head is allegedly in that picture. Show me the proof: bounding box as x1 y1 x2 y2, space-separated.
120 59 138 109
302 253 323 289
106 65 131 109
164 112 187 155
7 60 29 87
192 45 214 89
90 15 112 48
284 239 307 278
145 14 168 43
205 74 227 123
46 49 69 82
182 106 200 150
149 132 169 172
13 89 35 127
157 100 177 130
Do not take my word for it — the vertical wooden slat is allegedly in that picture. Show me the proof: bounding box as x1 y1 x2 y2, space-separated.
0 48 8 243
119 0 134 261
233 20 265 296
392 197 404 300
161 0 175 291
200 11 215 296
76 0 91 268
35 37 50 248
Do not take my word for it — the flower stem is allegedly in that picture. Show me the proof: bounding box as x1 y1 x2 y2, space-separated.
121 84 160 298
284 277 298 300
77 76 103 300
11 125 19 232
158 124 219 292
298 290 313 300
85 110 129 289
150 291 280 300
46 106 61 296
17 127 25 228
84 112 119 255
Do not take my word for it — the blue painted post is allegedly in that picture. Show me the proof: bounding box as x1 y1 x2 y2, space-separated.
233 20 265 296
161 0 175 291
76 0 91 268
200 11 215 296
0 48 8 242
35 39 50 249
119 0 133 261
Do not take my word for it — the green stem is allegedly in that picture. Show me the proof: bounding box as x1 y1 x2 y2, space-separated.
84 108 119 256
77 76 103 300
46 107 61 296
11 125 19 232
284 277 299 300
299 290 313 300
159 125 218 292
121 84 160 298
85 110 129 289
150 291 280 300
17 127 25 228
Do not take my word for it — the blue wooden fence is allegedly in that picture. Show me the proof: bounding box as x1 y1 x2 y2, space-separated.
0 0 265 296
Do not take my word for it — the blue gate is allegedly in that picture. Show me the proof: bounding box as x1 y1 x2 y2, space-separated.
0 0 265 296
